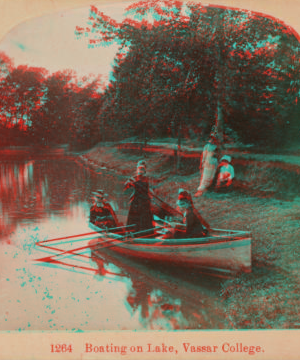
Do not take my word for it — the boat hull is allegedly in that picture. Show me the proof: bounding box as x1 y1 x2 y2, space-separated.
89 223 251 275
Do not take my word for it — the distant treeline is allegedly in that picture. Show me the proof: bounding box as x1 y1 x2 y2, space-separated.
0 55 104 150
1 0 300 150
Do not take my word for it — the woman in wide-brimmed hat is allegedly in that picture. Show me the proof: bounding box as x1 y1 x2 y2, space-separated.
89 190 119 228
124 162 153 234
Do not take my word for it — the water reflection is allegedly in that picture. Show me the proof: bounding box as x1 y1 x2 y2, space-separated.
90 244 224 330
0 155 224 330
90 248 187 329
0 156 122 240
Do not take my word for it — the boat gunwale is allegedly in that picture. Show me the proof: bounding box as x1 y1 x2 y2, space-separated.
89 223 252 275
96 235 251 250
90 223 251 247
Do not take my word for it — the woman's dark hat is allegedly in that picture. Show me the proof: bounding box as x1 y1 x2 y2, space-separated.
178 189 191 201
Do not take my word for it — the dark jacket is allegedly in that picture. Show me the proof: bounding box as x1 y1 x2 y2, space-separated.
125 175 153 233
90 203 117 228
174 206 208 239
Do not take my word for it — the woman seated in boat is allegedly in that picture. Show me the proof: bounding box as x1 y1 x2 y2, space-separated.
124 162 153 234
89 190 119 229
164 190 211 239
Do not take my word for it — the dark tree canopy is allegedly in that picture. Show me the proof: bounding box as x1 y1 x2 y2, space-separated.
76 0 300 147
0 55 104 148
0 1 299 149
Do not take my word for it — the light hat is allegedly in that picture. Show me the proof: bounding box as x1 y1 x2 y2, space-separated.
221 155 232 163
137 160 146 168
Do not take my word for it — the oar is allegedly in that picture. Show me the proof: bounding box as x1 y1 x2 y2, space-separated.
151 192 183 218
35 258 99 273
34 219 175 268
34 227 131 262
34 225 158 263
36 231 101 245
153 215 186 233
36 224 135 246
35 228 128 257
91 225 162 251
212 228 250 234
34 225 135 263
125 177 183 218
34 238 113 263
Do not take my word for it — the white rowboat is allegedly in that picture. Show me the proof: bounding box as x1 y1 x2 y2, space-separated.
89 222 251 276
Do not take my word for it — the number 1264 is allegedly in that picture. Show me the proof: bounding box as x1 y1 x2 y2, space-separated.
51 344 73 353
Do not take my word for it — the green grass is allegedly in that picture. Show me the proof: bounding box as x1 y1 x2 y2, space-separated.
81 143 300 329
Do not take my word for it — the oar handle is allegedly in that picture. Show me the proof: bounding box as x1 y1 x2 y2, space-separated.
154 215 183 227
151 193 183 217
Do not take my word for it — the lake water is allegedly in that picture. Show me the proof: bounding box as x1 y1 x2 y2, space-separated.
0 153 224 331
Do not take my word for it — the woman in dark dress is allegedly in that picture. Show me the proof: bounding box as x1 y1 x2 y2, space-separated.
163 190 210 239
124 164 153 234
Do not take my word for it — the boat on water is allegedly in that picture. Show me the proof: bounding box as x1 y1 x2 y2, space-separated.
89 220 252 277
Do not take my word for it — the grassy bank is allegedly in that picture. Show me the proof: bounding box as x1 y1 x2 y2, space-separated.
79 142 300 329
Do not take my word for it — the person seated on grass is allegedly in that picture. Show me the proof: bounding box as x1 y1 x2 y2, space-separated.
137 159 147 169
163 189 211 239
214 155 235 192
89 190 119 229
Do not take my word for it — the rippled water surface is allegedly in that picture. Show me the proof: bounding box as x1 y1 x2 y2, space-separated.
0 154 223 331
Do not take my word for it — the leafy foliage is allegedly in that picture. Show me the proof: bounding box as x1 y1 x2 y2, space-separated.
76 0 300 147
0 56 104 148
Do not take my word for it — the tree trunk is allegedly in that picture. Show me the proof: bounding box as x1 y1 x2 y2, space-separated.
143 128 148 158
176 120 182 172
172 116 178 173
212 13 225 147
215 95 224 144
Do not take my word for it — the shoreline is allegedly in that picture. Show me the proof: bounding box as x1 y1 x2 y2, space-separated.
77 141 300 201
76 141 300 329
0 142 298 329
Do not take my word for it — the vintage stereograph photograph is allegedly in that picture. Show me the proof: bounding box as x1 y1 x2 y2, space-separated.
0 0 299 359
